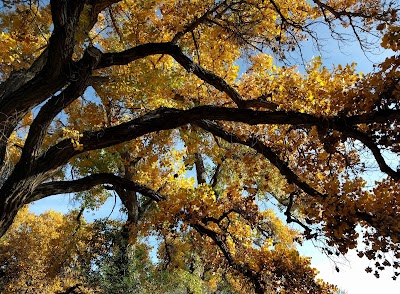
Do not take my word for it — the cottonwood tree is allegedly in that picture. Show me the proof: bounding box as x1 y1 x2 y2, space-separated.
0 0 399 292
0 207 96 293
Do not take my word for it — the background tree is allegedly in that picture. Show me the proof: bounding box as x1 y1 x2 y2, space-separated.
0 208 248 293
0 207 97 293
0 0 399 292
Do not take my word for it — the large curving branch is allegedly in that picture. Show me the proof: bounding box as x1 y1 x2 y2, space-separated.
343 109 400 125
28 173 165 203
97 43 247 108
30 107 317 176
30 106 400 179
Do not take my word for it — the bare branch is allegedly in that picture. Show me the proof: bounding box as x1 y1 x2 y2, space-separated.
268 0 304 30
313 0 397 21
284 191 315 238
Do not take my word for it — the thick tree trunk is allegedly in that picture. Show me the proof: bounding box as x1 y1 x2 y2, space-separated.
0 175 47 236
0 196 24 237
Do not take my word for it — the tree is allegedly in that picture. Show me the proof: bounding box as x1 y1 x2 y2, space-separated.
0 207 98 293
1 206 331 293
0 0 399 292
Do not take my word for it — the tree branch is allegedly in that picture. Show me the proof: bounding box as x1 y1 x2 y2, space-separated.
283 191 315 238
20 46 103 166
193 223 264 294
195 120 327 199
30 106 319 177
97 43 246 108
47 0 87 75
28 173 165 203
97 42 176 68
30 106 399 179
312 0 396 21
343 109 400 125
89 0 121 16
341 127 400 181
171 1 229 44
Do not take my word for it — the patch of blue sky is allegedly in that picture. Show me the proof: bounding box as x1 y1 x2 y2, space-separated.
29 191 125 222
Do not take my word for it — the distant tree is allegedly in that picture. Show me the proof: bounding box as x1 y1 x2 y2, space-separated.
0 207 96 293
0 209 241 293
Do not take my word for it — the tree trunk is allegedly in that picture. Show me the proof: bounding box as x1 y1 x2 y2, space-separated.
0 171 50 236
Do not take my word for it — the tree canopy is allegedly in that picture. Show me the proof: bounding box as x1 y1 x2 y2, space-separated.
0 0 399 293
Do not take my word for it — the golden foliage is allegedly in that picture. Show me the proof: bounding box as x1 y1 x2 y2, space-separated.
1 0 399 292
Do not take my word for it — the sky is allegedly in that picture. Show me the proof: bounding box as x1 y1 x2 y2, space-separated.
26 21 400 294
